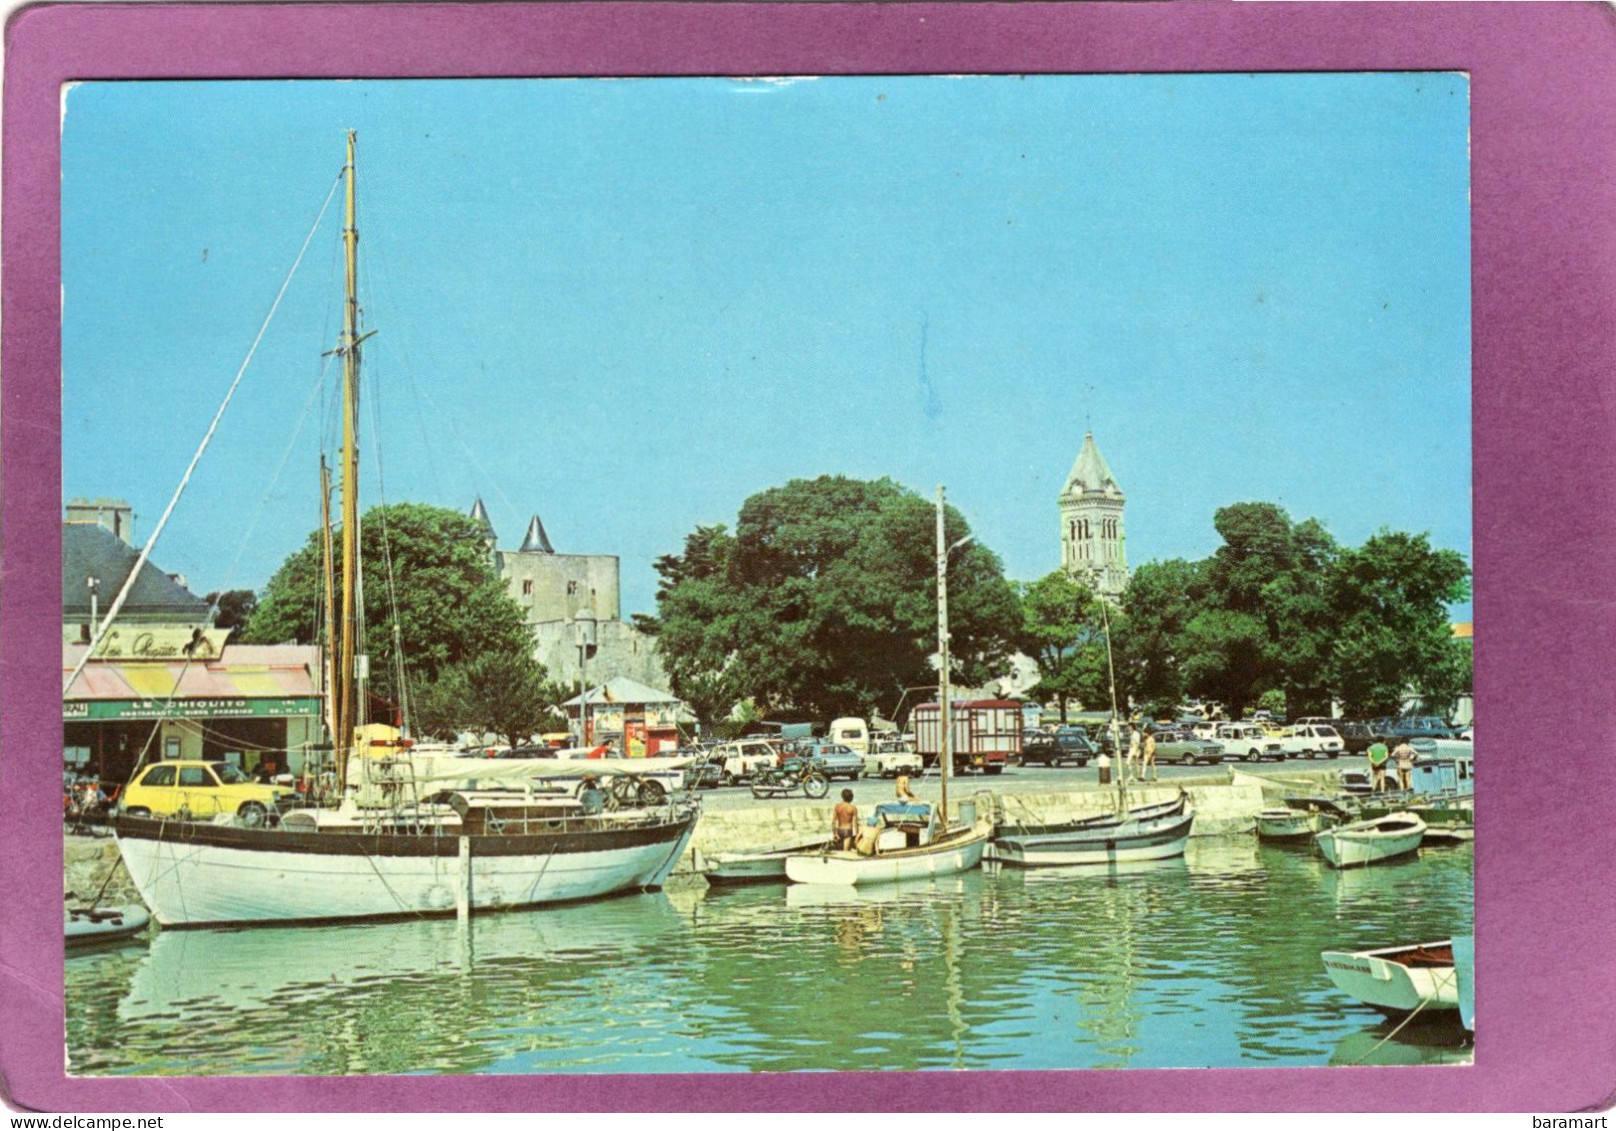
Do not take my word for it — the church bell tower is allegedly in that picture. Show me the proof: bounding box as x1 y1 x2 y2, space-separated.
1059 431 1129 599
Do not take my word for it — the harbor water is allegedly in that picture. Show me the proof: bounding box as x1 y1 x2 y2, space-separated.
65 836 1473 1075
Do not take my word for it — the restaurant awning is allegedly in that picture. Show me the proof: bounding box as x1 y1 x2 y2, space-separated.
63 643 322 721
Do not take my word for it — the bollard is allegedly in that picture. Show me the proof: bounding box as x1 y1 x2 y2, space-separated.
1097 753 1112 785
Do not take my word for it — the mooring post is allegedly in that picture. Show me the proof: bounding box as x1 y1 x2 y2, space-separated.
457 835 471 923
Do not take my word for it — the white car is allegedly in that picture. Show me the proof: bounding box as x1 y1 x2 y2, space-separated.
1215 723 1285 763
862 739 923 778
708 740 780 783
1274 724 1345 760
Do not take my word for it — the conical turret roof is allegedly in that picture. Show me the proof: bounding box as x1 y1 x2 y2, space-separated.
520 515 556 554
1062 432 1123 499
469 497 496 540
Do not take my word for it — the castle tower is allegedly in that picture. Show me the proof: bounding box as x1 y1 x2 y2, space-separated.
469 497 497 556
1059 432 1129 599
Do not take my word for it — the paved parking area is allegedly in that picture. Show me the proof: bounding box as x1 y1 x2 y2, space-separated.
693 758 1347 812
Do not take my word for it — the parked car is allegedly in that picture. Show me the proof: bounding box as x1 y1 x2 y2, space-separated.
1333 720 1378 756
1274 724 1345 759
1020 726 1095 767
863 738 923 778
785 741 864 780
120 760 297 825
708 740 780 783
1149 729 1226 766
666 748 723 789
1376 716 1461 741
828 717 872 757
1214 723 1285 763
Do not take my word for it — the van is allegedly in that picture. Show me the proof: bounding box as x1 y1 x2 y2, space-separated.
829 717 871 756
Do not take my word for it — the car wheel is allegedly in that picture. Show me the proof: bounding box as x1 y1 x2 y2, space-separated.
983 765 1004 776
1246 750 1260 763
125 806 151 818
1180 753 1195 766
237 801 269 827
1303 748 1316 760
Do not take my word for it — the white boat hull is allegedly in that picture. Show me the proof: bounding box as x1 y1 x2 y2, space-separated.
116 810 698 927
995 811 1194 867
1316 813 1426 869
784 823 989 886
1322 940 1460 1015
1256 808 1333 841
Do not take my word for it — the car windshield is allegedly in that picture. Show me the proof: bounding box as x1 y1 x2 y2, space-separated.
214 764 249 784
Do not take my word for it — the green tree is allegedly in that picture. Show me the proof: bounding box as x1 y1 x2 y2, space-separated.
1256 689 1287 717
1325 531 1471 718
1116 558 1199 710
646 477 1021 722
244 503 532 710
455 652 568 749
1017 571 1109 720
204 589 258 642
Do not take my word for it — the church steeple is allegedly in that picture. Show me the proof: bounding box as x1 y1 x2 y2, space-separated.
1059 432 1129 599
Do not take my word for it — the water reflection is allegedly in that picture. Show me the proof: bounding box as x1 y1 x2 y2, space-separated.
66 837 1473 1075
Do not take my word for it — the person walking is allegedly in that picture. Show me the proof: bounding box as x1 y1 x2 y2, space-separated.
1127 726 1142 781
1392 738 1419 792
1142 729 1158 782
1366 740 1390 792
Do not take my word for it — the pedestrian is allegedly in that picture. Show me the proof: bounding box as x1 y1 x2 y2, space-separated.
1142 729 1158 782
1127 726 1142 780
1366 740 1390 792
832 789 860 851
1392 738 1418 792
578 774 606 815
894 772 918 803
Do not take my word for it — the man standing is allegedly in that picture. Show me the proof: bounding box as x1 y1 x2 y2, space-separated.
1392 738 1419 792
1366 740 1390 792
1127 726 1142 781
1142 729 1158 782
832 789 860 851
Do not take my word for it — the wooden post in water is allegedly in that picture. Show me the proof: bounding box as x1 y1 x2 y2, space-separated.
457 836 471 923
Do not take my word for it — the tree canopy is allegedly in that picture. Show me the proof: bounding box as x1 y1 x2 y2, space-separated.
1017 570 1112 721
243 503 532 710
647 476 1021 722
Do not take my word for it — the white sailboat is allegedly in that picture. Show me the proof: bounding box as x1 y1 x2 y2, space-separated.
783 486 990 887
113 133 700 927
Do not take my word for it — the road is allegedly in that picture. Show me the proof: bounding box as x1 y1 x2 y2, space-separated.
692 757 1348 813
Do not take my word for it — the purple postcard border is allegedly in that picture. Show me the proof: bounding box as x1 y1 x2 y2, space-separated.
5 0 1616 1114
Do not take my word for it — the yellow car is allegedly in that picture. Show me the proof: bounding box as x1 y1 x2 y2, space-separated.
120 760 295 826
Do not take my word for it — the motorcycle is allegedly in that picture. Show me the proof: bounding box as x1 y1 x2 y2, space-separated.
749 758 830 800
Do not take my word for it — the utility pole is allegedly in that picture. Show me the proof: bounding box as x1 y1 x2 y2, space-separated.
936 486 951 827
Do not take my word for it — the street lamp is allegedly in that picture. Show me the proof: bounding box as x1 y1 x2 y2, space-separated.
934 487 973 828
576 608 597 746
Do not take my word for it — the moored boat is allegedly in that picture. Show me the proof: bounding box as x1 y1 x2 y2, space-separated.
65 904 151 949
1315 812 1426 869
994 808 1194 867
1255 807 1336 842
783 818 992 886
1321 938 1464 1017
704 834 834 884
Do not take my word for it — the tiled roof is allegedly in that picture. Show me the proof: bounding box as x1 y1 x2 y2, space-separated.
62 523 210 618
563 675 681 706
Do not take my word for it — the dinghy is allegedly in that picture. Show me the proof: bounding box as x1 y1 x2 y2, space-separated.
1321 938 1464 1017
66 904 151 949
1255 807 1337 842
703 834 833 885
783 818 991 886
1315 812 1426 869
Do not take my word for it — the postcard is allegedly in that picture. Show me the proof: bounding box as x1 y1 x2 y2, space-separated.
6 1 1616 1115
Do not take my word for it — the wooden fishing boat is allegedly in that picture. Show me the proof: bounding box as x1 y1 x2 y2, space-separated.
65 904 151 949
1256 806 1340 842
704 834 834 884
1357 794 1473 844
997 791 1187 838
994 809 1194 867
1315 812 1426 869
1321 938 1463 1017
110 133 702 928
783 819 992 886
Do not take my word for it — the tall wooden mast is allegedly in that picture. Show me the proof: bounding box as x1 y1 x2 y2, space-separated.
335 129 362 788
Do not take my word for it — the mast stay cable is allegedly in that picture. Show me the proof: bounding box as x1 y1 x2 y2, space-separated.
64 169 346 695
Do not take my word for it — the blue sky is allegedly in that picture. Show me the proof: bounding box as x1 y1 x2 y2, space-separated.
62 74 1471 618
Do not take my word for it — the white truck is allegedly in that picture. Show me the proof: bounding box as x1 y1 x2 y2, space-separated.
1215 723 1286 763
862 738 923 779
828 717 872 756
1274 723 1346 760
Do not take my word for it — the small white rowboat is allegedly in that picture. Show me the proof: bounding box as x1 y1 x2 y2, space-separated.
1256 807 1336 841
66 904 151 949
1321 938 1461 1017
704 835 834 884
1315 812 1426 868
